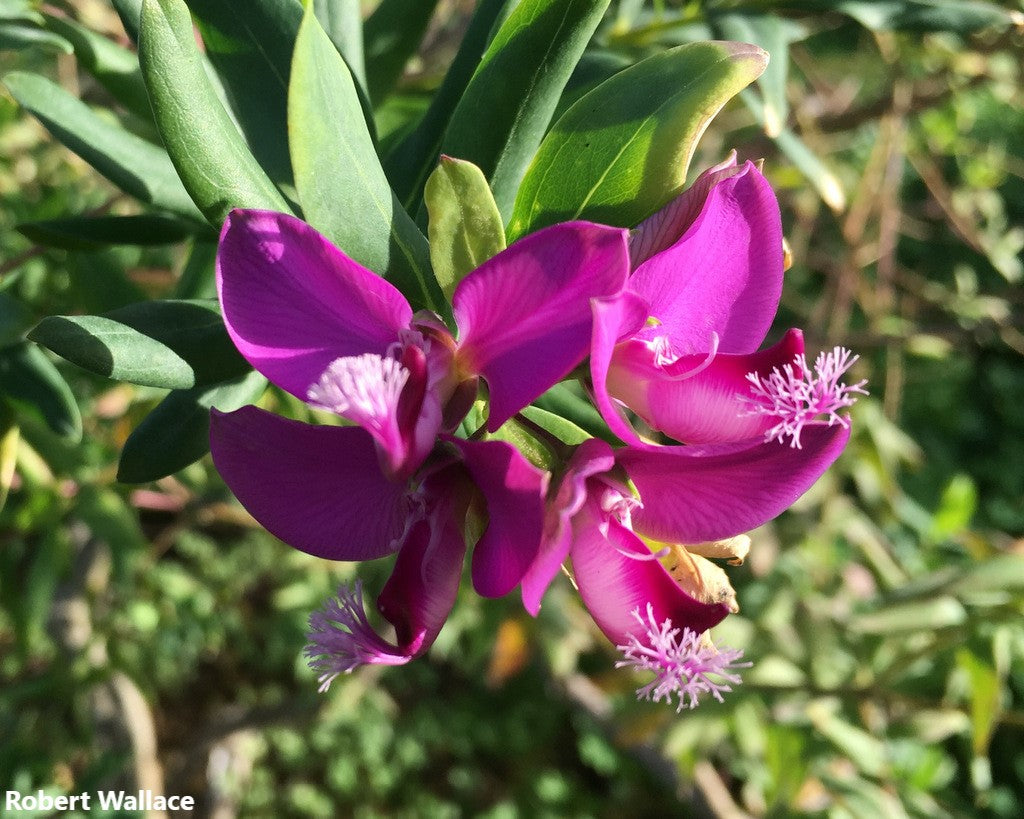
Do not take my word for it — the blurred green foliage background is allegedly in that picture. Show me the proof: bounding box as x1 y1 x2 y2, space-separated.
2 0 1023 815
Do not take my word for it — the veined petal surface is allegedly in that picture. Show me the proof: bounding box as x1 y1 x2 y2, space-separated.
629 164 783 355
210 406 408 561
217 209 412 399
453 221 631 430
618 423 851 544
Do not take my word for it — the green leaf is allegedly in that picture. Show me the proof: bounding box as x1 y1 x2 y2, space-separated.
117 370 266 482
0 17 72 52
741 88 847 211
957 648 1001 757
314 0 366 93
29 300 248 389
111 0 144 42
17 214 204 250
289 7 441 314
848 596 967 634
508 41 767 239
139 0 291 226
0 343 82 440
808 701 888 778
384 0 509 211
832 0 1020 33
0 411 16 513
712 13 803 137
2 71 203 220
772 126 847 212
532 381 617 444
174 240 218 299
442 0 611 221
424 156 506 301
0 291 34 347
362 0 441 104
43 15 152 120
186 0 304 185
519 405 590 446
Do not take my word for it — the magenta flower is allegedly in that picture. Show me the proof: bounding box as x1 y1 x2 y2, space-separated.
217 209 631 480
519 422 849 706
589 155 866 449
210 405 548 680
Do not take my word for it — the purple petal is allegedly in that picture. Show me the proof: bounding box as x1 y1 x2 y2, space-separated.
209 406 408 560
217 209 412 400
521 438 616 615
570 501 729 646
630 152 741 267
588 292 650 446
628 163 784 355
453 221 631 430
453 437 549 599
376 479 470 657
617 423 851 544
608 329 805 444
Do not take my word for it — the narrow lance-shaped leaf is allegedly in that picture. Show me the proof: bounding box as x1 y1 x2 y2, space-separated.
289 7 442 314
362 0 441 104
712 13 802 137
117 370 267 483
0 292 34 347
425 156 506 301
17 215 205 250
741 89 846 212
832 0 1021 33
441 0 611 221
508 41 767 239
43 15 153 120
0 343 82 441
0 411 17 513
139 0 291 226
29 300 249 390
314 0 366 94
384 0 509 211
185 0 304 185
111 0 144 42
2 72 202 220
0 16 72 53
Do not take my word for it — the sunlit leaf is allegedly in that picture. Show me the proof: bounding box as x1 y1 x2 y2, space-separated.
508 41 767 238
29 300 248 390
289 6 441 313
2 71 203 220
442 0 611 221
139 0 291 226
424 156 506 301
186 0 304 185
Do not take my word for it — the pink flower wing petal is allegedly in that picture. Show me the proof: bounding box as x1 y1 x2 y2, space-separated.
588 293 650 446
521 438 616 614
453 221 631 430
453 437 549 599
617 423 851 544
629 164 784 355
209 406 408 561
217 209 412 399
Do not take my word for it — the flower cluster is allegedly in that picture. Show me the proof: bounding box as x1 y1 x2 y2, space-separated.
209 154 865 709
